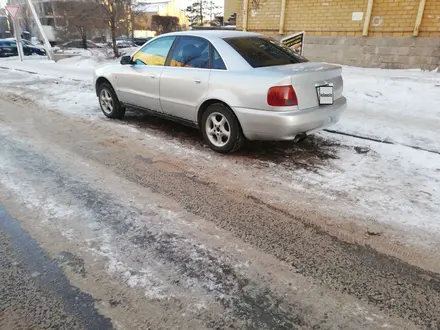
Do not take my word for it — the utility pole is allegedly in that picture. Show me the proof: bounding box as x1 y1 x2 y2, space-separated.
27 0 54 60
13 19 25 61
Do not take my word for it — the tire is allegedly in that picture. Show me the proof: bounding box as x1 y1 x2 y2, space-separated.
201 103 245 153
98 82 126 119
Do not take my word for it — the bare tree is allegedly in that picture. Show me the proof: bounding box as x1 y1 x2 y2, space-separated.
186 1 220 27
57 1 105 49
132 12 152 32
21 4 33 37
151 15 178 35
94 0 130 57
127 0 137 40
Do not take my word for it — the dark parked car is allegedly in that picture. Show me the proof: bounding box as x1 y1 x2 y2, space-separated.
115 36 152 47
133 37 152 46
1 38 47 56
116 39 137 48
0 39 17 57
21 39 47 55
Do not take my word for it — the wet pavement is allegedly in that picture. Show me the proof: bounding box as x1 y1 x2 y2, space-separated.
0 97 439 329
0 206 112 330
122 109 342 170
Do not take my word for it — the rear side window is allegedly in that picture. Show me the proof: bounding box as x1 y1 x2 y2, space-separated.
224 37 308 68
169 36 210 69
211 45 226 70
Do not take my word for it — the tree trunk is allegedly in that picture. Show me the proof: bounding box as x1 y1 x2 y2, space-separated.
199 1 203 25
129 0 134 40
111 20 119 58
78 27 87 49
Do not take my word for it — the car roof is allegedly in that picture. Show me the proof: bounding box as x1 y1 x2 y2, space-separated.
163 30 261 39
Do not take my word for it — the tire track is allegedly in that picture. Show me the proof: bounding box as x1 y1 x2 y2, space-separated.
324 129 440 155
1 99 437 329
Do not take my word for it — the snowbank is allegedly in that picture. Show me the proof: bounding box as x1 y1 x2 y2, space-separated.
337 66 440 152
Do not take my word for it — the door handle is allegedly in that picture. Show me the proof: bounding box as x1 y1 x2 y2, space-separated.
195 80 201 84
150 75 156 79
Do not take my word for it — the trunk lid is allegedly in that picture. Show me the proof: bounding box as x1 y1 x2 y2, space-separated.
258 62 343 110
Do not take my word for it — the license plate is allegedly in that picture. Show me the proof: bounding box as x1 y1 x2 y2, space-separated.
316 85 334 105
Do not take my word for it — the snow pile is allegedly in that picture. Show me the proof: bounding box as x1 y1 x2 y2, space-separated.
337 66 440 152
0 47 138 81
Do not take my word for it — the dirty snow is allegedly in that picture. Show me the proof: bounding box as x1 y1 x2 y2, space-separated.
1 54 439 151
0 56 440 254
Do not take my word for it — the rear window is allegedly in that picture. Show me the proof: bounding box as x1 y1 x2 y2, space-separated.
224 37 308 68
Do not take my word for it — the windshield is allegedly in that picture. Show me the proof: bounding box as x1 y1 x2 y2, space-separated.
224 36 308 68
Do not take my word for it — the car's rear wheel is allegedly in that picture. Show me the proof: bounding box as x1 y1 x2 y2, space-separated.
98 82 125 119
201 103 244 153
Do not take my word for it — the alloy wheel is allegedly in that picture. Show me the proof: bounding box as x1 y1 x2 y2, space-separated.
205 112 231 147
100 89 114 114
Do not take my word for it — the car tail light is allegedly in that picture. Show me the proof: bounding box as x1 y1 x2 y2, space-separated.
267 85 298 107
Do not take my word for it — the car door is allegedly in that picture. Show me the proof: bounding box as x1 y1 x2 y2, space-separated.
115 36 176 112
159 36 211 122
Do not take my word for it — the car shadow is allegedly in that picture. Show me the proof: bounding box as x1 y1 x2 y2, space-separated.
120 109 341 171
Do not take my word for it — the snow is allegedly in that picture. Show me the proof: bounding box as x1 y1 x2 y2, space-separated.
1 56 438 151
0 56 439 254
337 66 440 152
0 48 138 81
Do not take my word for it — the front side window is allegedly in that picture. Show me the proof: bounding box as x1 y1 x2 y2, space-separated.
132 36 176 66
224 36 308 68
169 36 209 69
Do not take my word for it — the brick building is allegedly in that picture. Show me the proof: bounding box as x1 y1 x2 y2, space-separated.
224 0 240 22
226 0 440 69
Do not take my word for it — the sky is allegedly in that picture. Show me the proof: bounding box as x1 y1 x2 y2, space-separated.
169 0 224 11
0 0 225 14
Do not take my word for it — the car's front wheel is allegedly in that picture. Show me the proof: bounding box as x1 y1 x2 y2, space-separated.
98 82 126 119
201 103 244 153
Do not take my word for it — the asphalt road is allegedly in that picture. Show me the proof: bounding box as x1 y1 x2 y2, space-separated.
0 97 439 329
0 206 112 330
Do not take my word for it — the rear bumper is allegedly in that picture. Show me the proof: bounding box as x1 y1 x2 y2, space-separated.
233 96 347 141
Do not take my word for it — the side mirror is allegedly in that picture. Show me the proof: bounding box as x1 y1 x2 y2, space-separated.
120 55 132 65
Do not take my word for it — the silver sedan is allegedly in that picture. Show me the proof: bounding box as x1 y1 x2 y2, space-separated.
94 30 346 153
